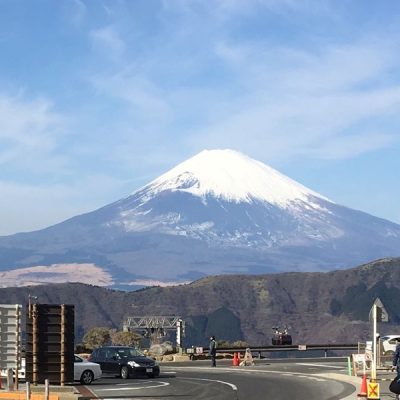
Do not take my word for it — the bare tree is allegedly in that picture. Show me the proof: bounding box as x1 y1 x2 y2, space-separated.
82 327 111 350
110 331 142 347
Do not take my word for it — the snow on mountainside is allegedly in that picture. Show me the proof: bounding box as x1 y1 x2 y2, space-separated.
0 148 400 289
110 149 343 249
140 149 332 207
112 149 340 245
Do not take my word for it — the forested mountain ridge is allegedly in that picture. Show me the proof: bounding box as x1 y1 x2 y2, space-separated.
1 257 399 346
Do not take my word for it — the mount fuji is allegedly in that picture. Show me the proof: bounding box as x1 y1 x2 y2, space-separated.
1 149 400 289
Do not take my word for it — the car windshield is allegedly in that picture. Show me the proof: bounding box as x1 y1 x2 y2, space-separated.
116 348 144 358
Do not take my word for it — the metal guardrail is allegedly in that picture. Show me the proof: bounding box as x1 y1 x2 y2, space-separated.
215 344 359 353
191 343 359 358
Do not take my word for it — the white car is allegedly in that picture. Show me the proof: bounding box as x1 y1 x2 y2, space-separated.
74 354 102 384
1 355 102 385
381 335 400 355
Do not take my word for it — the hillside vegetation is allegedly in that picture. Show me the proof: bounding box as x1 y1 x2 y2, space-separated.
1 257 399 346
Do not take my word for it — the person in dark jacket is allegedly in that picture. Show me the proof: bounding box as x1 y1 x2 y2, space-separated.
391 341 400 400
209 335 217 367
392 341 400 374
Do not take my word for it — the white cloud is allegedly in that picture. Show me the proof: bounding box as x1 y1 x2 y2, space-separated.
0 94 61 144
82 6 400 167
90 71 171 122
308 132 396 160
90 26 125 59
0 93 67 173
184 38 400 161
71 0 87 25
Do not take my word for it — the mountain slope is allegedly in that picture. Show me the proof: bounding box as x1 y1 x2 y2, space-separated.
1 258 399 345
0 149 399 288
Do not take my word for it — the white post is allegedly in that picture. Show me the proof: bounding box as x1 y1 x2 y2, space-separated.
45 379 49 400
372 304 377 381
26 382 31 400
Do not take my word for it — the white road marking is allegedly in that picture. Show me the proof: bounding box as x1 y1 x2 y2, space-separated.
180 377 238 391
296 363 343 369
101 381 170 391
114 380 157 386
162 364 341 384
305 376 327 382
162 365 323 376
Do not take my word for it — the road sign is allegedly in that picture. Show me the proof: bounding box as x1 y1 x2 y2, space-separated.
369 298 389 323
367 381 380 399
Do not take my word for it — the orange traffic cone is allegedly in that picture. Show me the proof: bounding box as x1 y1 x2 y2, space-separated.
232 352 238 366
357 374 367 398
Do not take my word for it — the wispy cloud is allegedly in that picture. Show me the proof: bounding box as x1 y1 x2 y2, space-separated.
90 70 171 122
85 14 400 164
71 0 87 26
0 93 67 173
90 26 125 59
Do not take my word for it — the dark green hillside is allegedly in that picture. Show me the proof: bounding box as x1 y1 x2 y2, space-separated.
331 281 400 323
185 308 243 346
1 257 400 346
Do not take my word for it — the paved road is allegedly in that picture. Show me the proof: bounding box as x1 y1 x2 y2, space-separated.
79 358 358 400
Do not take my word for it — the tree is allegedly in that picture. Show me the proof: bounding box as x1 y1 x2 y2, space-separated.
232 340 249 348
110 331 142 347
216 339 231 348
82 327 111 350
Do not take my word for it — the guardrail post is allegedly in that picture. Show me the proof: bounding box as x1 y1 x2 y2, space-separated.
45 379 49 400
26 382 30 400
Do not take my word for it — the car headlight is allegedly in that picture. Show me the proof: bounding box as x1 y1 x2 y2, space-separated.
128 361 140 368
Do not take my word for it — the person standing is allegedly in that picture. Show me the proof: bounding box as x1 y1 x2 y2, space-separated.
392 340 400 374
391 341 400 400
209 335 217 367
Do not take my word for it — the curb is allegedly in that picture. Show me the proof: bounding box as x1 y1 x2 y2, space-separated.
74 386 97 400
316 373 360 400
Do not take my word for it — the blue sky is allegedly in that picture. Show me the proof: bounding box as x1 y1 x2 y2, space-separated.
0 0 400 235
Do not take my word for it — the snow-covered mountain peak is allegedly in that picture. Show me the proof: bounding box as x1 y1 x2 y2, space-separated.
142 149 331 207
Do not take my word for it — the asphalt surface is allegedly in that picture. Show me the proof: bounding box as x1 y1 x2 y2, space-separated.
77 358 359 400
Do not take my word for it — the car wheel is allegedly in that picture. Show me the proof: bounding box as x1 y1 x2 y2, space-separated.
120 366 129 379
80 370 94 385
385 350 395 356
